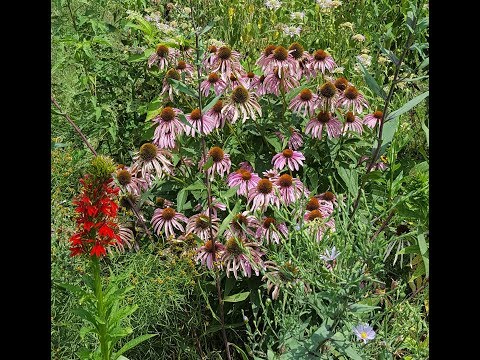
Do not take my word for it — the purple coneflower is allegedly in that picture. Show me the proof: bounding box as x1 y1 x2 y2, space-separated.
344 111 364 135
211 46 243 81
241 71 259 89
288 127 304 150
262 261 306 300
337 85 369 113
194 196 227 218
334 77 351 93
200 72 227 97
256 45 277 69
309 49 336 76
155 197 174 208
261 46 299 78
131 143 173 179
305 111 343 139
203 45 220 70
359 155 388 171
185 108 215 136
317 81 339 112
222 86 262 124
274 174 308 206
256 217 288 245
161 68 181 101
306 196 333 216
148 44 175 70
175 60 194 77
108 226 139 254
248 178 280 212
220 237 265 279
288 42 312 80
363 110 383 129
251 74 268 96
262 168 280 180
227 72 247 90
115 166 149 196
151 207 188 238
238 161 254 172
227 168 261 196
205 100 227 129
353 323 376 344
199 146 232 179
153 106 184 144
289 88 319 117
224 211 260 238
186 213 220 241
304 209 336 242
315 191 338 210
196 239 225 270
272 149 305 171
263 67 299 96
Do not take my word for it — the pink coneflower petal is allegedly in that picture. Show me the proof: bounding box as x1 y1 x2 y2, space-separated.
148 44 176 70
196 239 225 270
308 49 337 76
247 178 280 212
222 86 262 124
274 174 309 206
205 100 227 129
288 128 304 150
272 149 305 171
227 168 261 196
363 110 383 129
261 46 299 79
186 213 220 241
255 217 288 245
185 108 216 136
115 166 150 196
304 209 336 242
344 111 364 135
305 111 343 139
201 72 228 97
337 85 369 113
221 237 265 279
199 146 232 179
288 88 319 117
131 143 173 179
151 207 188 238
263 67 299 96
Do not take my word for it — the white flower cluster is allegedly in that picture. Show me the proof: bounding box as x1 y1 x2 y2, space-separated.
265 0 282 10
290 11 305 21
317 0 342 9
283 25 302 37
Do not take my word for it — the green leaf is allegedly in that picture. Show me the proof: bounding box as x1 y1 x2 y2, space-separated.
358 62 387 99
223 185 239 199
349 303 381 313
218 200 240 237
421 120 429 147
113 334 157 359
73 308 98 327
57 283 87 297
265 135 282 153
203 93 222 113
199 22 214 36
203 322 244 336
77 347 92 360
168 78 198 98
336 167 358 197
202 157 214 170
308 323 332 350
176 189 187 212
184 181 206 191
386 91 429 122
224 291 250 303
229 343 249 360
397 245 420 255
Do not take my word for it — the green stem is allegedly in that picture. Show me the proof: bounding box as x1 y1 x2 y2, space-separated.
92 256 109 360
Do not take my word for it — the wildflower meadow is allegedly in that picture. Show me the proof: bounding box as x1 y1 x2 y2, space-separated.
51 0 429 359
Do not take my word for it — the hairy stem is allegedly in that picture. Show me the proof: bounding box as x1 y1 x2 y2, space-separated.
92 256 109 360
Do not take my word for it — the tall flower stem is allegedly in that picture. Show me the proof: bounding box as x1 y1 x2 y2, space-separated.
91 256 109 360
189 3 232 359
347 13 417 228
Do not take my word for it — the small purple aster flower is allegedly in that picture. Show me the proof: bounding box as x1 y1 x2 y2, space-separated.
353 323 376 344
272 149 305 171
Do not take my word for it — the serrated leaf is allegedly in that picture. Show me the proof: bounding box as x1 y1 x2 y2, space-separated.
386 91 429 122
168 78 198 98
113 334 157 359
73 308 98 327
224 291 250 303
176 189 187 212
184 181 206 191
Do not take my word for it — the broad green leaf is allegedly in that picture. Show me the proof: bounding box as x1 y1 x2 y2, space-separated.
168 78 198 98
223 185 239 199
184 181 207 191
337 167 358 197
199 22 214 36
113 334 157 359
358 62 386 99
224 291 250 303
57 283 87 297
386 91 429 122
349 303 381 313
397 245 420 255
265 135 282 153
176 189 187 212
308 323 331 350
